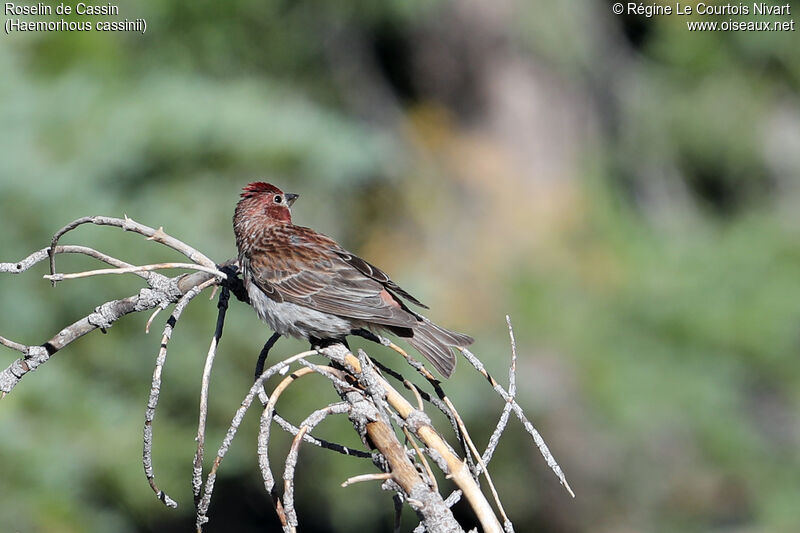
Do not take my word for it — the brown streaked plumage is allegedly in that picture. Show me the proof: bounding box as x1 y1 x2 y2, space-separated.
233 182 473 377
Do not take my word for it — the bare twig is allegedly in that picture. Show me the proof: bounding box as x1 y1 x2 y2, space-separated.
482 317 518 468
376 338 508 520
3 216 573 532
193 287 230 505
256 364 349 513
0 242 219 396
1 292 159 395
195 351 319 530
145 307 163 334
143 277 216 508
444 490 462 508
341 472 392 487
403 425 438 491
406 380 425 411
443 394 511 528
457 346 575 499
257 365 319 517
283 425 308 530
0 336 27 353
48 215 218 283
1 244 149 279
271 412 371 459
256 363 351 531
371 359 463 444
393 494 404 533
321 344 492 533
45 262 226 282
286 403 352 529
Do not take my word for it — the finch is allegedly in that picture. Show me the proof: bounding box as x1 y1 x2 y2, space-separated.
232 182 473 378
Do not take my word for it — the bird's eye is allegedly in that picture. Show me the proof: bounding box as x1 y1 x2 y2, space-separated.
274 195 282 204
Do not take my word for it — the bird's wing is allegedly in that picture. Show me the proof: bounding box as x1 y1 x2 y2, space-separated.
334 252 429 309
246 225 420 328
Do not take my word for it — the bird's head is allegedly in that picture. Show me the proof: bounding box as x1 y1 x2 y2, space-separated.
233 182 299 251
234 182 299 226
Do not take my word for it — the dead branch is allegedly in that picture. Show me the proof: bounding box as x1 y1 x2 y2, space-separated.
341 472 392 488
194 351 319 530
457 346 575 498
48 215 218 279
193 287 230 505
1 215 573 533
45 262 226 282
143 277 218 508
0 239 217 396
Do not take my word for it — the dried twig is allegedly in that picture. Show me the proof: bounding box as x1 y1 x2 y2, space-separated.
0 336 27 354
341 472 392 487
143 277 217 508
321 344 497 533
195 351 319 530
3 216 573 533
145 307 163 334
193 287 230 505
0 242 214 396
257 365 319 518
403 426 438 491
283 425 308 531
457 346 575 498
482 317 518 468
285 403 352 528
374 338 510 521
45 262 226 282
48 215 218 281
270 412 371 459
1 244 149 279
393 494 404 533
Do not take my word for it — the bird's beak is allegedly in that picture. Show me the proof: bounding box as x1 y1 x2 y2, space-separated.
285 193 299 207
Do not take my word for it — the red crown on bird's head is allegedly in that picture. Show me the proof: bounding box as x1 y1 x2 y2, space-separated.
240 182 283 199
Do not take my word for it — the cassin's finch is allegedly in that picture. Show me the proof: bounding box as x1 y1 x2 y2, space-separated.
233 182 472 377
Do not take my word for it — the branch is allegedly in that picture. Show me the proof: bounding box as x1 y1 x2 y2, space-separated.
320 344 493 533
282 402 352 529
195 350 319 530
481 317 518 467
45 262 226 282
48 215 218 282
3 215 573 532
1 244 152 280
143 277 217 508
457 345 575 498
0 270 217 397
193 288 230 505
271 411 372 459
341 472 392 488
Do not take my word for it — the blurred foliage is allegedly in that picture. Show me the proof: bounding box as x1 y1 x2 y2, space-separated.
2 0 800 532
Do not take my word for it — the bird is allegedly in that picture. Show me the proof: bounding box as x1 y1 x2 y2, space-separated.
232 181 473 378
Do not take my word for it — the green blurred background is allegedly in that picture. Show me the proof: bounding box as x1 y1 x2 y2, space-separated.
2 1 800 532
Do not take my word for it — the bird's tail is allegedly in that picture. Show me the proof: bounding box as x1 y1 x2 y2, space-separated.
406 320 474 378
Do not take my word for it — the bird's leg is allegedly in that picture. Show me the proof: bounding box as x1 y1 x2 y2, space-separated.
350 328 382 345
309 337 351 376
254 332 281 381
309 336 350 350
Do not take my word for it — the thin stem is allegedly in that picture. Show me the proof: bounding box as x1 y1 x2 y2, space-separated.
341 472 392 487
195 350 319 530
48 215 218 284
45 262 226 282
192 288 230 505
0 335 27 353
143 278 216 509
458 347 575 498
282 425 308 529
